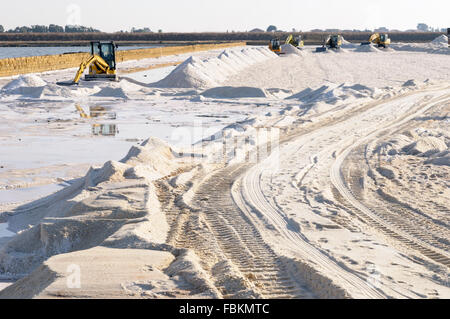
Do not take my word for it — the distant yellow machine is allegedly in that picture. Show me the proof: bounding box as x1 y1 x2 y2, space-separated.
285 34 304 48
58 41 118 86
316 35 342 52
361 33 391 48
269 38 281 54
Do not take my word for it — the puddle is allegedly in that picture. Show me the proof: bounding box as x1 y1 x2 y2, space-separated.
76 105 117 120
0 183 65 205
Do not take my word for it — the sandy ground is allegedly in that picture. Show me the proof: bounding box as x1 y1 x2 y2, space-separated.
0 40 449 299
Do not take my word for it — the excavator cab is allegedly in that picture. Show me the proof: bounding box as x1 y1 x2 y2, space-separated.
361 33 391 48
269 39 281 54
316 34 342 52
85 41 118 81
377 34 391 48
90 42 117 70
328 35 342 49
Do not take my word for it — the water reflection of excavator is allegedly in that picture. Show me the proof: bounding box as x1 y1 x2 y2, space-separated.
316 35 342 52
58 41 118 86
75 105 118 136
361 33 391 48
92 124 118 136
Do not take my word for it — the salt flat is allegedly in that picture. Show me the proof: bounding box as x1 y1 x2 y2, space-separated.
0 39 449 298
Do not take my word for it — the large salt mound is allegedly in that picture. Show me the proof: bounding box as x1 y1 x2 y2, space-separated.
355 44 381 53
153 47 277 89
154 56 220 88
201 86 267 98
83 137 177 186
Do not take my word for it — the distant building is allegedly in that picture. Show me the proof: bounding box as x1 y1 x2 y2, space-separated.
310 29 323 32
249 28 264 33
325 29 339 32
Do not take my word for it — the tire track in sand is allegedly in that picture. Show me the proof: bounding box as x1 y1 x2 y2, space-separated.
234 87 450 298
331 94 450 268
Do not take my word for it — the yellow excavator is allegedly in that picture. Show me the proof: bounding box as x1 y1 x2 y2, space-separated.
316 35 342 52
285 34 304 48
361 33 391 48
58 41 118 86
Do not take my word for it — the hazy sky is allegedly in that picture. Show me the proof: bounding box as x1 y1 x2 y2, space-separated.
0 0 448 32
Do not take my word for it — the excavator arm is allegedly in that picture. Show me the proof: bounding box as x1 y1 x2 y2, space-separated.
73 55 111 84
285 35 293 45
366 33 390 48
369 33 380 43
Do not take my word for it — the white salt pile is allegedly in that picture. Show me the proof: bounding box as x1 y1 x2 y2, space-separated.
201 86 267 99
287 83 378 102
2 75 46 91
0 137 178 276
280 44 304 56
154 47 277 89
341 37 358 49
0 75 80 100
403 136 447 157
355 44 381 53
286 83 381 114
0 75 77 99
390 35 449 55
431 35 448 46
93 87 129 99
